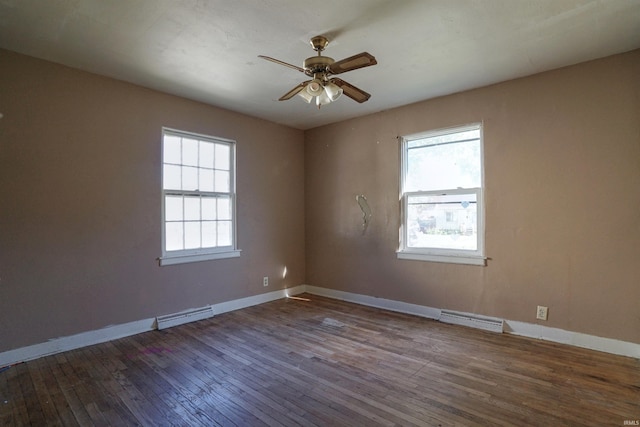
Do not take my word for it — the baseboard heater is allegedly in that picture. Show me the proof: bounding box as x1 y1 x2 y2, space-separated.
439 310 504 333
156 306 214 330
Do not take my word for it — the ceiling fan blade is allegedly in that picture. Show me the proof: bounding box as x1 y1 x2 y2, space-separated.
278 81 311 101
328 52 377 75
330 78 371 103
258 55 305 73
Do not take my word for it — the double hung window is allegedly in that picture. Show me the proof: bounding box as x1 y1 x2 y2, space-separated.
160 128 239 265
399 123 485 265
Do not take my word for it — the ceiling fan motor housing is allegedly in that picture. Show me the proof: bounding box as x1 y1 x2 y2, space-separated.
303 56 334 75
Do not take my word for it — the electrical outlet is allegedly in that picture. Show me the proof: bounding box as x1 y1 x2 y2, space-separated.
263 276 269 287
536 306 548 320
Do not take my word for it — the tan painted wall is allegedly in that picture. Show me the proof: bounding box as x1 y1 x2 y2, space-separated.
0 49 305 352
305 49 640 344
2 48 638 354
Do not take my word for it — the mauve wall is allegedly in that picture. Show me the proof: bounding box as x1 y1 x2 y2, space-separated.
2 47 639 354
0 49 305 352
305 49 640 344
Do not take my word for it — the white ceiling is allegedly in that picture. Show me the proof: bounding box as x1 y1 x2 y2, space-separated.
1 0 639 130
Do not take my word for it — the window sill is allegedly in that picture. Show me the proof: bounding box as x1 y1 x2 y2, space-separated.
396 251 486 266
159 249 241 266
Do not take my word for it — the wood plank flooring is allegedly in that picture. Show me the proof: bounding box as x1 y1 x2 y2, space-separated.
1 294 639 426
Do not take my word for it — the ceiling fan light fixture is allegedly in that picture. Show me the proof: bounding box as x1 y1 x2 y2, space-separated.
259 35 377 107
324 82 343 101
307 79 324 96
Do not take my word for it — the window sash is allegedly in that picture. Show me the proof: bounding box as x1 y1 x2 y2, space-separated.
401 188 483 258
163 193 235 253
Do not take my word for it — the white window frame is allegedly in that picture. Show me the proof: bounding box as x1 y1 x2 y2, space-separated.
398 123 486 266
159 128 240 266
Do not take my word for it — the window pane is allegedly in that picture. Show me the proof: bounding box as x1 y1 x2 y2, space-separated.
182 166 198 191
407 193 477 250
200 141 214 168
199 168 214 192
184 197 201 221
165 196 183 221
202 198 216 220
202 221 216 247
163 164 181 190
218 221 232 246
217 197 231 220
406 134 480 192
165 222 183 251
164 135 181 164
214 170 230 193
182 138 199 167
184 222 201 249
215 144 230 170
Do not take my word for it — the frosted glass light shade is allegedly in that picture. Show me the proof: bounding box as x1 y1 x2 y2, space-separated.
316 90 331 107
298 89 313 103
324 82 343 101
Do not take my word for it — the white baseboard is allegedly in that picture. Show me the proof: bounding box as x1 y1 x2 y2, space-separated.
305 285 441 319
2 283 637 367
0 285 307 368
0 318 156 368
302 285 640 359
211 285 305 315
505 321 640 359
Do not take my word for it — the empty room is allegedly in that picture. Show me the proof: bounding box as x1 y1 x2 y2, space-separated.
1 1 639 425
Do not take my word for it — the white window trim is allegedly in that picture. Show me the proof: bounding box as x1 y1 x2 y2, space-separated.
397 123 486 266
159 128 240 266
159 249 241 266
396 251 486 266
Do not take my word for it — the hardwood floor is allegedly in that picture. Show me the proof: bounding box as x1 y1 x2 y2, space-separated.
1 294 639 426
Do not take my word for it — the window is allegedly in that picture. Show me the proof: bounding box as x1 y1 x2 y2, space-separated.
159 128 240 266
398 123 485 265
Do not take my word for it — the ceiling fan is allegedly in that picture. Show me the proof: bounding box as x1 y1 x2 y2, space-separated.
259 35 377 108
